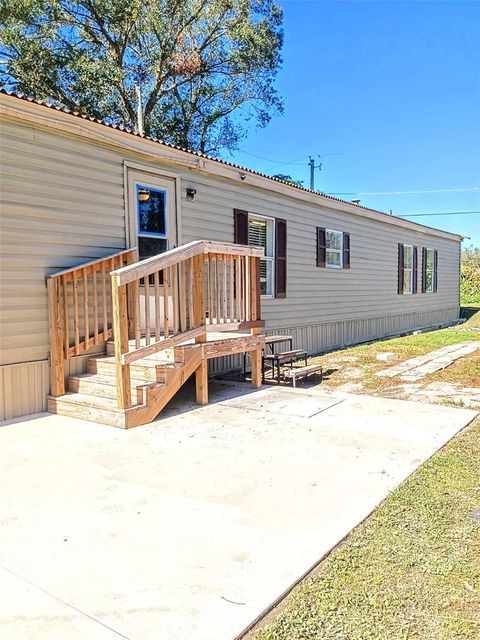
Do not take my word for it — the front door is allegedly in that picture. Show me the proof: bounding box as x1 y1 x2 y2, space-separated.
127 170 177 259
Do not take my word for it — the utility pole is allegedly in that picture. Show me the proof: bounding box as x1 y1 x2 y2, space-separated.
309 156 323 191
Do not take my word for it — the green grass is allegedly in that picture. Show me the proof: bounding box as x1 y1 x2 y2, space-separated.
462 310 480 328
423 354 480 388
311 322 480 393
252 419 480 640
250 321 480 639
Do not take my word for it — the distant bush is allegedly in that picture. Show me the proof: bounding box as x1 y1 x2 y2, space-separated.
461 246 480 305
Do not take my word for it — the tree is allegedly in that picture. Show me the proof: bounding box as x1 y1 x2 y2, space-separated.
461 245 480 305
272 173 303 187
0 0 283 153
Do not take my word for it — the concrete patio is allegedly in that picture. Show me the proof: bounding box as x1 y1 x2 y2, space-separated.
1 381 477 640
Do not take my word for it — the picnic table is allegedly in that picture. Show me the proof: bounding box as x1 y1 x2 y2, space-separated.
263 349 308 384
244 335 322 386
243 334 293 378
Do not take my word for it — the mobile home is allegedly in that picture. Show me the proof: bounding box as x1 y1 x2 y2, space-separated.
0 90 462 423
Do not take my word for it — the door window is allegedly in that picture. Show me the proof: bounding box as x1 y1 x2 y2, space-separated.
137 184 169 259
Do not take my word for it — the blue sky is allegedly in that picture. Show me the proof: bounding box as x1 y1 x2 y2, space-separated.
228 0 480 246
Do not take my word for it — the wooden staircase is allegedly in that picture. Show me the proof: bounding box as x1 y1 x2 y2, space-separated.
48 343 202 428
46 241 265 428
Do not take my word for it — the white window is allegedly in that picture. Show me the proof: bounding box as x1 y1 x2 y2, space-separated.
248 214 275 297
403 244 414 294
425 248 434 293
326 229 343 268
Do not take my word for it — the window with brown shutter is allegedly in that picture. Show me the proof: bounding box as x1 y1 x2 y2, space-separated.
317 228 350 269
422 247 435 293
316 227 326 267
421 247 427 293
398 244 418 294
234 209 286 298
422 247 437 293
275 218 287 298
234 209 248 245
412 246 418 293
343 232 350 269
398 243 404 294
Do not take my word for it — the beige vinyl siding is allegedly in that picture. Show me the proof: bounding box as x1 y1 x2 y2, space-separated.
0 118 126 366
178 171 460 328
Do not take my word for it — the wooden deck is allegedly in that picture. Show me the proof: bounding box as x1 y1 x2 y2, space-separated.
47 242 265 428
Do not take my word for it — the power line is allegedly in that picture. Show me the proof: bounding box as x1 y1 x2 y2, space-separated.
327 187 480 196
235 150 343 174
236 149 309 165
399 210 480 218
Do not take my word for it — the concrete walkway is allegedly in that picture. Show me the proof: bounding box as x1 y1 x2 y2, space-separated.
1 382 477 640
375 341 479 381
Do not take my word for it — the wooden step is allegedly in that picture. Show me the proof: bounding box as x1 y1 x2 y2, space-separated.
68 374 148 400
88 355 173 382
48 393 127 428
124 347 203 428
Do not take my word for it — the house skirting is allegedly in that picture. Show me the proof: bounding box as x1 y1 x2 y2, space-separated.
0 306 459 422
209 306 460 374
0 360 50 421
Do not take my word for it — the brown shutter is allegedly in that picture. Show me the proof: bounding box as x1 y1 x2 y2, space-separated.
275 218 287 298
398 243 404 294
233 209 248 245
343 232 350 269
421 247 427 293
433 250 438 292
412 246 418 293
317 227 326 267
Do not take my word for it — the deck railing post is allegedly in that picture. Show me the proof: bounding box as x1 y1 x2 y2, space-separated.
111 275 131 409
193 253 207 343
47 277 65 396
126 247 139 340
248 256 262 322
192 252 208 405
249 256 263 388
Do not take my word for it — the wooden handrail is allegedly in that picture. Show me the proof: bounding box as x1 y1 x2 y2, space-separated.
111 240 264 286
47 248 137 280
47 247 139 396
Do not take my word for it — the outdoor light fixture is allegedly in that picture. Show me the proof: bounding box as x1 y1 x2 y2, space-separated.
138 188 150 202
239 173 246 181
186 187 197 201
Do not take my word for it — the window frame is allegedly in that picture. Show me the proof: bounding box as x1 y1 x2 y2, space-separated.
248 213 275 299
403 244 414 295
424 247 435 293
325 228 344 269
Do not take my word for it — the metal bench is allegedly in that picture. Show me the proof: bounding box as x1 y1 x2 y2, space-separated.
282 364 323 387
